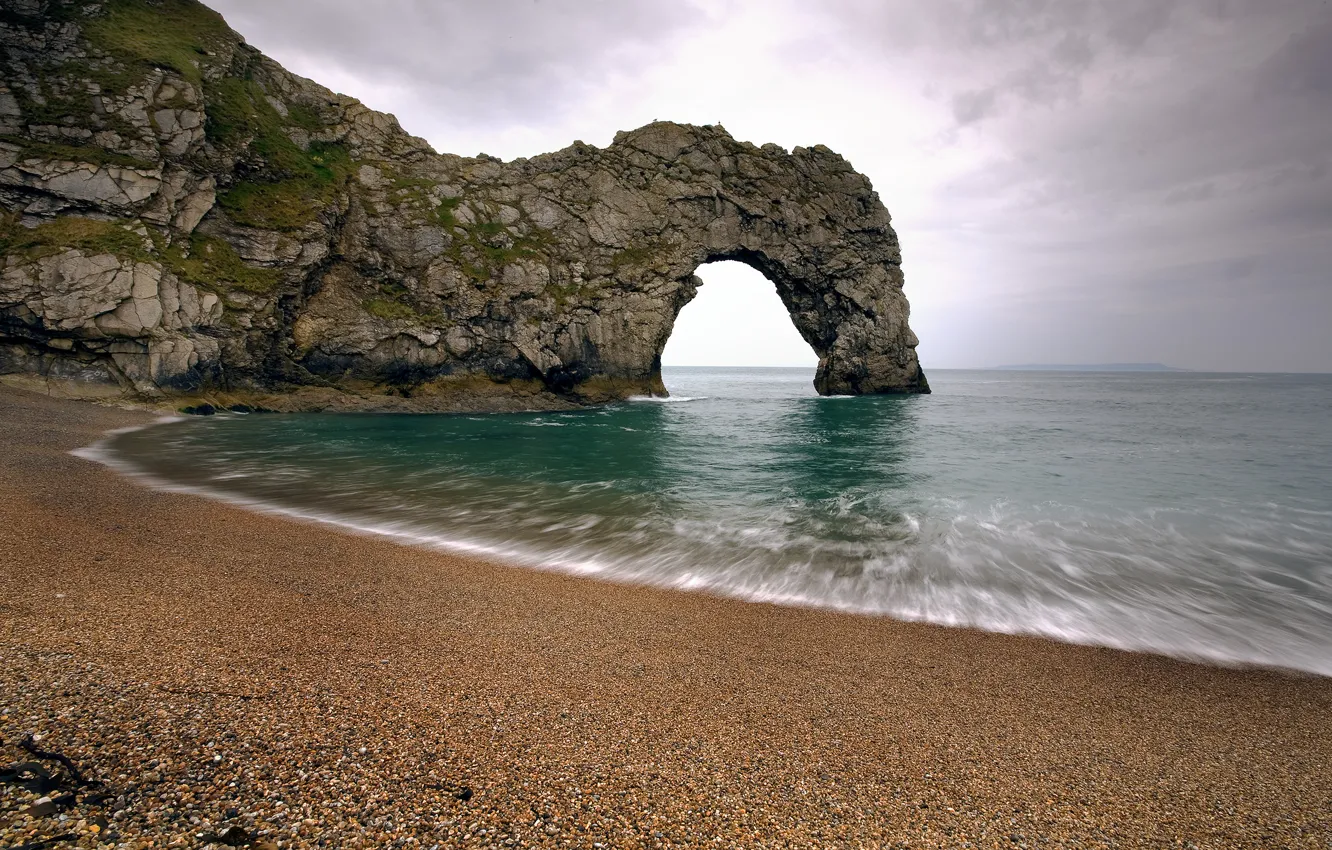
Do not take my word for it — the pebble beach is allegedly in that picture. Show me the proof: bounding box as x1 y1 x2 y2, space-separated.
1 385 1329 849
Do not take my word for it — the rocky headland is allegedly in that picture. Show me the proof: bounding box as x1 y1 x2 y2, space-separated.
0 0 927 411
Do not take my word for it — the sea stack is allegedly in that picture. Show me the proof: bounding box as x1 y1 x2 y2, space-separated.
0 0 928 411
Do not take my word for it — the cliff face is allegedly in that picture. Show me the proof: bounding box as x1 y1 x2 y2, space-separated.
0 0 928 411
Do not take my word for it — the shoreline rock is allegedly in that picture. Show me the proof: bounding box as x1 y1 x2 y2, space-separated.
0 1 927 412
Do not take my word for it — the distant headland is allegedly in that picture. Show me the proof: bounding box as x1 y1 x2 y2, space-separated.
990 363 1190 372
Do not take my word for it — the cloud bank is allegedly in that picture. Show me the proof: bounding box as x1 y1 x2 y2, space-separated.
210 0 1332 370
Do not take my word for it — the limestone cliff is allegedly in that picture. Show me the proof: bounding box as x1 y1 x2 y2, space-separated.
0 0 928 411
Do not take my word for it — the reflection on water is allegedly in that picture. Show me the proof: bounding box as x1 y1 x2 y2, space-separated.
89 367 1332 676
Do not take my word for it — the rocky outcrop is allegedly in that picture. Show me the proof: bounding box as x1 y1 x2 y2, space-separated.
0 0 927 411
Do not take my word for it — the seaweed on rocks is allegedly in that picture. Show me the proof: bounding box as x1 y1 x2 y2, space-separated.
0 761 61 795
1 736 106 847
17 734 99 789
1 735 101 796
197 824 279 848
11 834 78 850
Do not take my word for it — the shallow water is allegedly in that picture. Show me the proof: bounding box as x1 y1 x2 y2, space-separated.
93 368 1332 675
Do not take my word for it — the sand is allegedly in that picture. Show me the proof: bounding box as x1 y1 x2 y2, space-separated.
0 384 1328 849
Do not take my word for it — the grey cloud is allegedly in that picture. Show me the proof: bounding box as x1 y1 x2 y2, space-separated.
947 29 1097 125
1098 1 1174 51
1047 30 1094 70
199 0 1332 370
889 0 1332 369
1256 19 1332 99
837 0 1323 115
950 0 1093 49
955 35 1094 125
953 0 1165 58
1161 182 1215 206
1221 257 1256 282
209 0 704 126
951 87 999 124
903 2 1332 232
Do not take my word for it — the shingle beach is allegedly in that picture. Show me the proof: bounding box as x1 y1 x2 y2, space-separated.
1 386 1329 849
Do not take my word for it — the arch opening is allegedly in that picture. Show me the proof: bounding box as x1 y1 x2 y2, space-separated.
661 261 818 369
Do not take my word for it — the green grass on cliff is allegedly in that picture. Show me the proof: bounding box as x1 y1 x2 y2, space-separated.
444 202 553 286
81 0 234 88
435 195 463 228
205 77 303 167
381 171 465 231
9 0 351 233
163 233 281 293
362 297 420 322
218 142 352 232
0 213 153 261
78 0 353 233
0 0 231 173
609 240 672 272
0 213 279 294
208 78 352 231
0 136 157 171
547 278 603 311
361 279 444 325
376 177 552 286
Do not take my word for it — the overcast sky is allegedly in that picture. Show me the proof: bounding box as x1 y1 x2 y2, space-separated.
210 0 1332 371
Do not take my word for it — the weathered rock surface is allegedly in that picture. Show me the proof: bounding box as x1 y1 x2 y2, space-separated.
0 0 927 411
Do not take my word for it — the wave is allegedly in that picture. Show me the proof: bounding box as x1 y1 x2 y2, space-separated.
73 374 1332 682
70 415 185 464
625 395 706 403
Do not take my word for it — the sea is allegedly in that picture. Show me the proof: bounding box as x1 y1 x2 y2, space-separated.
86 367 1332 676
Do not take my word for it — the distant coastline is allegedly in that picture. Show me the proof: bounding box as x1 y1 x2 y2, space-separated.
989 362 1190 372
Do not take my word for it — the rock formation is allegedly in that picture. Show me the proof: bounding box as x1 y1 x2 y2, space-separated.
0 0 928 411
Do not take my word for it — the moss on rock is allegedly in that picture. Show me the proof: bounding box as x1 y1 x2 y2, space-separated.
0 213 152 262
81 0 234 88
217 141 353 230
362 297 418 322
162 233 281 293
1 136 157 171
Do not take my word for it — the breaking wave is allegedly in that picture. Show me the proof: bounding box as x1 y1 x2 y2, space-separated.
80 368 1332 677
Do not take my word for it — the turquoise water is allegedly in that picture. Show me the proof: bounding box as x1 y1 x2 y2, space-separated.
94 368 1332 675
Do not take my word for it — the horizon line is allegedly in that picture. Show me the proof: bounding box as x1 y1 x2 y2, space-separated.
659 364 1332 374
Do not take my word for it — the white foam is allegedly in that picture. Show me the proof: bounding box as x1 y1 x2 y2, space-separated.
626 395 706 403
71 418 1332 679
70 415 185 464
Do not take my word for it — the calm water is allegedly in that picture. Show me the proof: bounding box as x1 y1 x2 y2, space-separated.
90 368 1332 675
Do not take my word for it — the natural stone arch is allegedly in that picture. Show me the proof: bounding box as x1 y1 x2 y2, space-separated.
0 0 926 411
447 121 930 403
664 243 920 397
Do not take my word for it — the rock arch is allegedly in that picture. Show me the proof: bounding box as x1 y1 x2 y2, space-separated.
0 3 925 410
395 122 926 403
289 123 929 407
